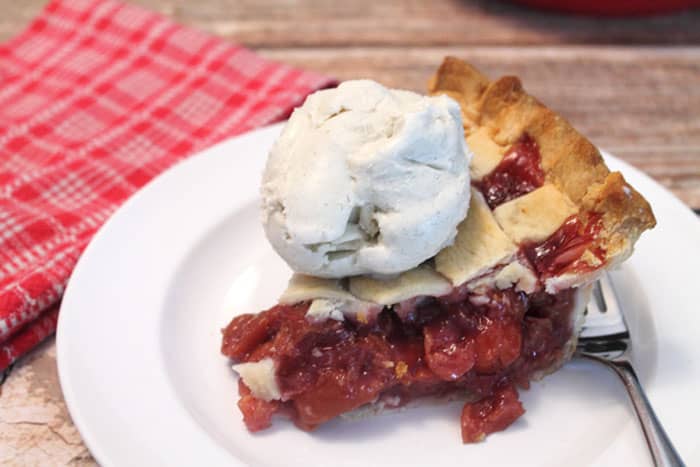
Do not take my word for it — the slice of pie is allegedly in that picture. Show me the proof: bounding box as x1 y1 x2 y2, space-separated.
221 57 655 442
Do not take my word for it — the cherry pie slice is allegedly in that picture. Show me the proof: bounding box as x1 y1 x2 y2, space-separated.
221 57 656 442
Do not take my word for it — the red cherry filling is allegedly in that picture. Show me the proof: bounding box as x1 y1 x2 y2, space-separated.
461 385 525 443
523 214 606 277
475 134 545 209
469 131 607 278
423 314 477 381
221 288 577 441
237 380 280 432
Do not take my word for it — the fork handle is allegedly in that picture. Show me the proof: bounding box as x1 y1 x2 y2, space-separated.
583 355 685 467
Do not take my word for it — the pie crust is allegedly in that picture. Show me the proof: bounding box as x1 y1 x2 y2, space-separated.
429 57 656 268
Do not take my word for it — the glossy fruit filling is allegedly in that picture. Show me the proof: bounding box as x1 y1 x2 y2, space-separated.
523 214 605 277
474 131 606 278
476 134 545 209
221 287 578 441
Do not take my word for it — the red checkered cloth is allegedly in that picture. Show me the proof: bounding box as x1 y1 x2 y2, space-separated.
0 0 335 374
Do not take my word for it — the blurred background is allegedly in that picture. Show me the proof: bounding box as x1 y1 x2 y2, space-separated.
1 0 698 210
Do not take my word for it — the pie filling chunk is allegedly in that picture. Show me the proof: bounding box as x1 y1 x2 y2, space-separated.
223 286 580 441
221 57 655 442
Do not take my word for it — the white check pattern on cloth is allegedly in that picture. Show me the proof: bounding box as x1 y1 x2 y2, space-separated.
0 0 335 371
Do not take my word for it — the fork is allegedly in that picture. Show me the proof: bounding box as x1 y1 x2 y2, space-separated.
576 274 685 467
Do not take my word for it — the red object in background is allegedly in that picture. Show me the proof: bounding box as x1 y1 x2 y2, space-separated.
509 0 700 16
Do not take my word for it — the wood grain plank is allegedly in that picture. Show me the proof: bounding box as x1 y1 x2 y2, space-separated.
259 46 700 208
0 339 96 466
131 0 700 47
3 0 700 46
0 0 46 42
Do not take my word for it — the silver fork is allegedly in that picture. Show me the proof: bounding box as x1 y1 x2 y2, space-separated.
577 274 684 467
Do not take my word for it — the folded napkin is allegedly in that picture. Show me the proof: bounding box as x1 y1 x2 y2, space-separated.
0 0 334 374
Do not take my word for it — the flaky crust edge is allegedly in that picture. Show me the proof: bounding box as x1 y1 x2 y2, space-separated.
429 57 656 267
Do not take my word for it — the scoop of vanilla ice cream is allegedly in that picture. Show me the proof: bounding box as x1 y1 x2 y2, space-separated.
261 80 472 278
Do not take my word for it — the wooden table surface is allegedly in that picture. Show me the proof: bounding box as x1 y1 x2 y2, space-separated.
1 0 698 465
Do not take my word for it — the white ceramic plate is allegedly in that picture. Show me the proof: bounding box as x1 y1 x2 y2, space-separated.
57 123 700 467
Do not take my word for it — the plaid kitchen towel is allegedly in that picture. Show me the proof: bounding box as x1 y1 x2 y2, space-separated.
0 0 334 373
